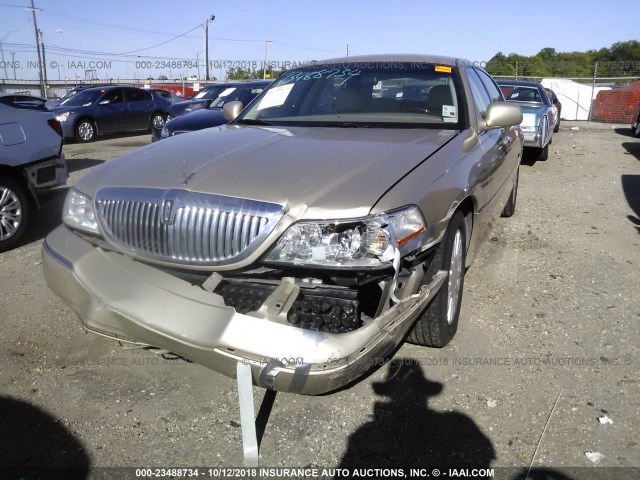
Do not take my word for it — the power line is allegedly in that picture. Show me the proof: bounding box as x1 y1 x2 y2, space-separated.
1 3 347 57
117 24 202 55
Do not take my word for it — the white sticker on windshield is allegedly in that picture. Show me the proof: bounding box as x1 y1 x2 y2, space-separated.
442 105 457 122
219 87 236 97
257 83 294 110
442 105 457 118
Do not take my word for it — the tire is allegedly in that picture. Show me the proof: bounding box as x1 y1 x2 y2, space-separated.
75 118 96 143
501 168 519 218
0 176 29 252
150 112 165 132
553 117 560 133
407 210 467 347
634 119 640 138
536 142 549 161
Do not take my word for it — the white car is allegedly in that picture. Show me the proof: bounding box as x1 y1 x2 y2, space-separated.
0 103 67 251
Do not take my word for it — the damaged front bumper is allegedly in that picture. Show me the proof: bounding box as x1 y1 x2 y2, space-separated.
42 226 445 395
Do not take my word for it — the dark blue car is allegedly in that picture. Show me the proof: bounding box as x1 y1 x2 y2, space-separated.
157 80 271 141
166 83 241 119
51 86 170 142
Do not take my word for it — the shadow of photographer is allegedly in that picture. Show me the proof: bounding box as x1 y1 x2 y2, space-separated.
336 358 495 473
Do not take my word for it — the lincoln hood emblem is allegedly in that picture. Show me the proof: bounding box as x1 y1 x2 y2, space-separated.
161 198 175 224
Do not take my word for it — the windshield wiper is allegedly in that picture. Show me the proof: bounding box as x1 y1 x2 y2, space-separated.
236 118 273 126
314 122 369 128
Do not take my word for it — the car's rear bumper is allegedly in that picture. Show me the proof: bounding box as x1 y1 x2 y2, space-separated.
522 131 545 149
42 225 446 395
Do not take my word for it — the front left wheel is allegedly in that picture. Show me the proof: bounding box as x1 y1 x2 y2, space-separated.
407 210 467 347
75 119 96 143
151 112 165 131
0 176 29 252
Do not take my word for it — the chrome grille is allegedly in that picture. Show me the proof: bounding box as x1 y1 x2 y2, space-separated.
95 188 284 266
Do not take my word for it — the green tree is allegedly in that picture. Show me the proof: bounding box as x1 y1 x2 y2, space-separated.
485 52 516 76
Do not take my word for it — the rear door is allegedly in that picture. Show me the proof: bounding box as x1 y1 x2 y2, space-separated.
124 88 154 130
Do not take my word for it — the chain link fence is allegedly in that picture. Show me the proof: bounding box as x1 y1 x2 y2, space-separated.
486 60 640 123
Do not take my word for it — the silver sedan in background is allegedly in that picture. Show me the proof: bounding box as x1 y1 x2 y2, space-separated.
497 80 555 161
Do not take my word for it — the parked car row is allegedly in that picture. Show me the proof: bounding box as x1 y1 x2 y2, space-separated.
156 80 271 141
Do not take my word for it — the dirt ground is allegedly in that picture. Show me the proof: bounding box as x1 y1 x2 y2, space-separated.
1 123 639 480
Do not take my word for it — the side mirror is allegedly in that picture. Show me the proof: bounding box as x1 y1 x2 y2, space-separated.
223 101 244 122
480 102 523 131
98 99 111 106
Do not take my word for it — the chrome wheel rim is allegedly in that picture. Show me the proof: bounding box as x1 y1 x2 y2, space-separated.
152 114 164 129
0 186 22 241
78 122 94 141
446 229 464 325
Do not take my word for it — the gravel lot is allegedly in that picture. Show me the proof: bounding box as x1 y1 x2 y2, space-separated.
1 124 639 479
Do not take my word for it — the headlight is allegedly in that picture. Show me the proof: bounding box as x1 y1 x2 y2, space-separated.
263 206 427 268
62 188 99 234
55 112 72 122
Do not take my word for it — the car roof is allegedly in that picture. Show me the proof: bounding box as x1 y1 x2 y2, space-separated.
77 85 130 93
309 53 468 67
204 80 271 89
496 79 543 88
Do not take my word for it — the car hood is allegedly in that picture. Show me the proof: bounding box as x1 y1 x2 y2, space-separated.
76 125 458 219
168 99 207 117
167 108 226 133
50 104 92 114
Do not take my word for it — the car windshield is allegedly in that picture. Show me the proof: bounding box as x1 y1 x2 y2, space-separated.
208 86 265 109
59 88 82 103
193 86 226 100
61 90 102 107
500 85 543 103
238 62 463 128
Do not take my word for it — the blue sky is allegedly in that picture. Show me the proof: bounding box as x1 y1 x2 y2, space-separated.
0 0 637 81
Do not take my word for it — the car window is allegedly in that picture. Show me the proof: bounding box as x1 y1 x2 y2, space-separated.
153 90 170 99
63 90 102 106
474 69 503 103
124 89 149 102
240 63 463 128
208 86 265 108
102 89 124 104
498 85 542 103
193 86 226 100
465 68 491 119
